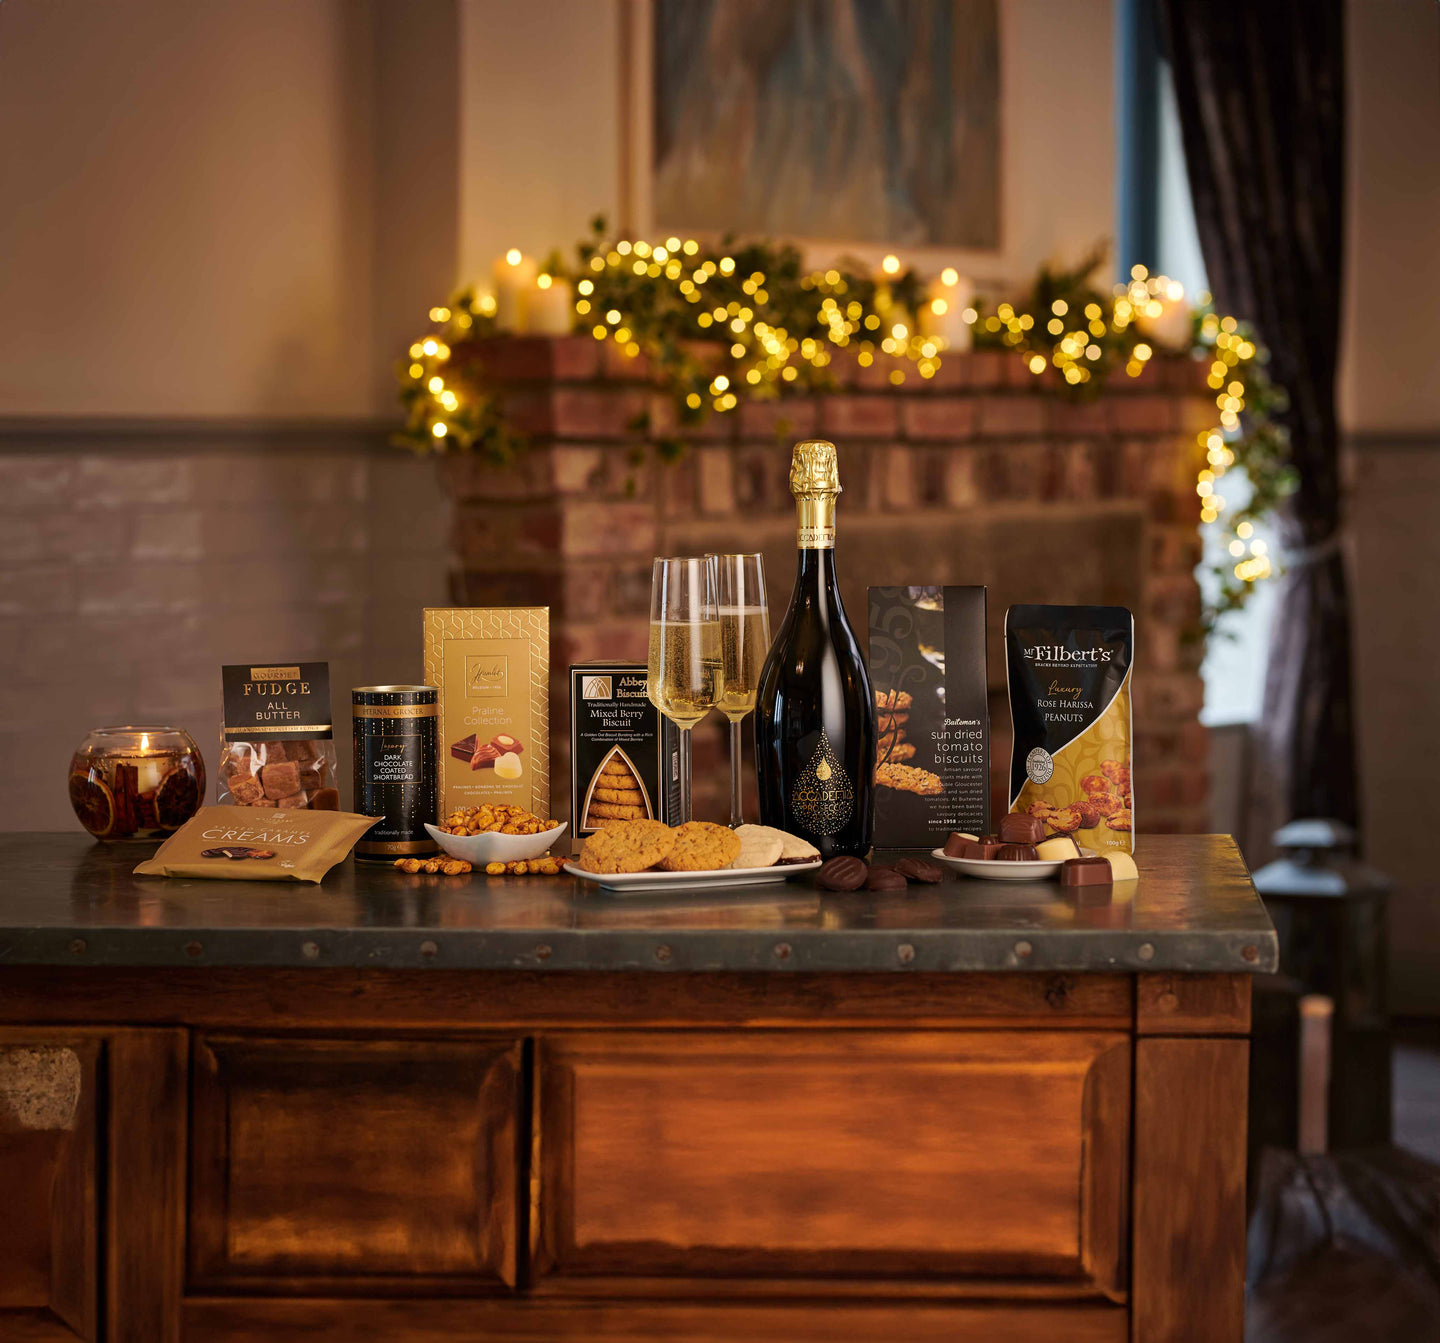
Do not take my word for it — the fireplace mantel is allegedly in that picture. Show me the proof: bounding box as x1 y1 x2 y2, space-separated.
441 337 1215 830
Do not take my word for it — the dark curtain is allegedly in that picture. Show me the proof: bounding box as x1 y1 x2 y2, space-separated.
1158 0 1357 834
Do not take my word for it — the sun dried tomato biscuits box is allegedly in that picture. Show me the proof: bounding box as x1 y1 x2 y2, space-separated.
423 608 550 820
569 662 680 845
867 585 991 849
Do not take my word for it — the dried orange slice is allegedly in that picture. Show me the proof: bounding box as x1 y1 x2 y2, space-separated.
154 766 200 831
69 770 116 838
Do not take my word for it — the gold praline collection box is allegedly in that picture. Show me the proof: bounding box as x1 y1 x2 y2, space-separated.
422 608 550 820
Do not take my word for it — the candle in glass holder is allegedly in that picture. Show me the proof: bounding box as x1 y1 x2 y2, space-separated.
130 733 170 794
492 248 538 332
69 725 204 841
528 272 574 335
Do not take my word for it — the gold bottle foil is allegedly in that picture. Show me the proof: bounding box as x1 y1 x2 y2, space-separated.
790 439 841 549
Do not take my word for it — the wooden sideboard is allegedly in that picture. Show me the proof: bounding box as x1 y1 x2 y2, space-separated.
0 833 1275 1342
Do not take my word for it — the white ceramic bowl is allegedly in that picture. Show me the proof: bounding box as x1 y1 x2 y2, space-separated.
930 844 1101 883
425 821 568 864
930 848 1064 882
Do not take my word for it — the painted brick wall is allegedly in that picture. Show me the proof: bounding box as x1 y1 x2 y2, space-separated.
446 337 1215 832
0 435 451 829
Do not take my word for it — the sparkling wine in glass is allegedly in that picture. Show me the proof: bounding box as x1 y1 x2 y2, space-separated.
646 557 720 823
710 553 770 827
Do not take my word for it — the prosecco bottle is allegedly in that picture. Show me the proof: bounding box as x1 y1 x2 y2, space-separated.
755 440 876 858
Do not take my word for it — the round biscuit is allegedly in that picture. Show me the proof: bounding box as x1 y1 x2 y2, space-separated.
586 801 649 820
658 821 742 872
591 786 646 806
876 741 916 762
734 823 818 865
732 827 783 869
576 819 675 873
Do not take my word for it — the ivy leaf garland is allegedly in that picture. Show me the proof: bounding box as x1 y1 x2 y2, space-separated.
394 222 1291 632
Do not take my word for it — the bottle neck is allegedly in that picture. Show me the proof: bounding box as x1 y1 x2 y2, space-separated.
794 493 836 551
794 544 837 586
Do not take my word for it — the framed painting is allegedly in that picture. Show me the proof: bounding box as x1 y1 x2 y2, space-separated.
642 0 1001 259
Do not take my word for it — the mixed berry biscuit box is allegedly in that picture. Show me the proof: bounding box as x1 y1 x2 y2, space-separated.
569 662 680 847
867 585 990 849
422 608 549 820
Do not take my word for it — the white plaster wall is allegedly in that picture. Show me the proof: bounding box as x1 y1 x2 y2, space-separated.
0 0 378 416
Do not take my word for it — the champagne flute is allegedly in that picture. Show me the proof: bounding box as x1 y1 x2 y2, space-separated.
647 557 720 823
710 553 770 828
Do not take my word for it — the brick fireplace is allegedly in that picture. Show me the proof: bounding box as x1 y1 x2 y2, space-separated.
443 337 1214 833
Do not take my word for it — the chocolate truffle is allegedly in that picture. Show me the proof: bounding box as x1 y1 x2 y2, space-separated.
1105 851 1139 881
894 857 945 884
943 831 979 857
999 813 1047 845
1061 855 1114 887
864 865 907 892
995 843 1039 861
1036 834 1082 862
816 856 868 891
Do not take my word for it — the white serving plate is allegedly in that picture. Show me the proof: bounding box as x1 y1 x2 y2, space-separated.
565 859 822 893
930 848 1065 882
426 821 568 864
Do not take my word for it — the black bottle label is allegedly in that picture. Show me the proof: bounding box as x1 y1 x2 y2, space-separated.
790 728 854 835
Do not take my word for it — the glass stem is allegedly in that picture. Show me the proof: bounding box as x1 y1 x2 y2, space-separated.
679 726 693 824
729 717 744 827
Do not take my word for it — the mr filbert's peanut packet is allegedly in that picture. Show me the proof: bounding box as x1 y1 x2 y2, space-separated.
1005 605 1134 854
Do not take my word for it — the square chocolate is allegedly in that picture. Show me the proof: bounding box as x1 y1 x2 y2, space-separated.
1061 856 1114 887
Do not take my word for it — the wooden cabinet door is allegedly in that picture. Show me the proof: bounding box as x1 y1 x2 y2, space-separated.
190 1036 523 1293
0 1036 99 1341
534 1031 1129 1295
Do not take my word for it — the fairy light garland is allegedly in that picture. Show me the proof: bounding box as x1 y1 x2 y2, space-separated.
396 236 1291 629
964 259 1292 625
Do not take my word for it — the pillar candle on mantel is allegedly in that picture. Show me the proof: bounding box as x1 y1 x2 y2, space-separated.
1141 283 1194 351
527 273 575 336
873 255 913 341
921 268 974 352
492 249 539 332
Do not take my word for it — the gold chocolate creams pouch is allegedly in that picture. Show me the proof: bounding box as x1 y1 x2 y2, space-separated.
1005 605 1134 854
134 805 380 882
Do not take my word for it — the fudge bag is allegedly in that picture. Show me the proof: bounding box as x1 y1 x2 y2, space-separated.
1006 604 1134 854
134 805 379 883
218 663 340 811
